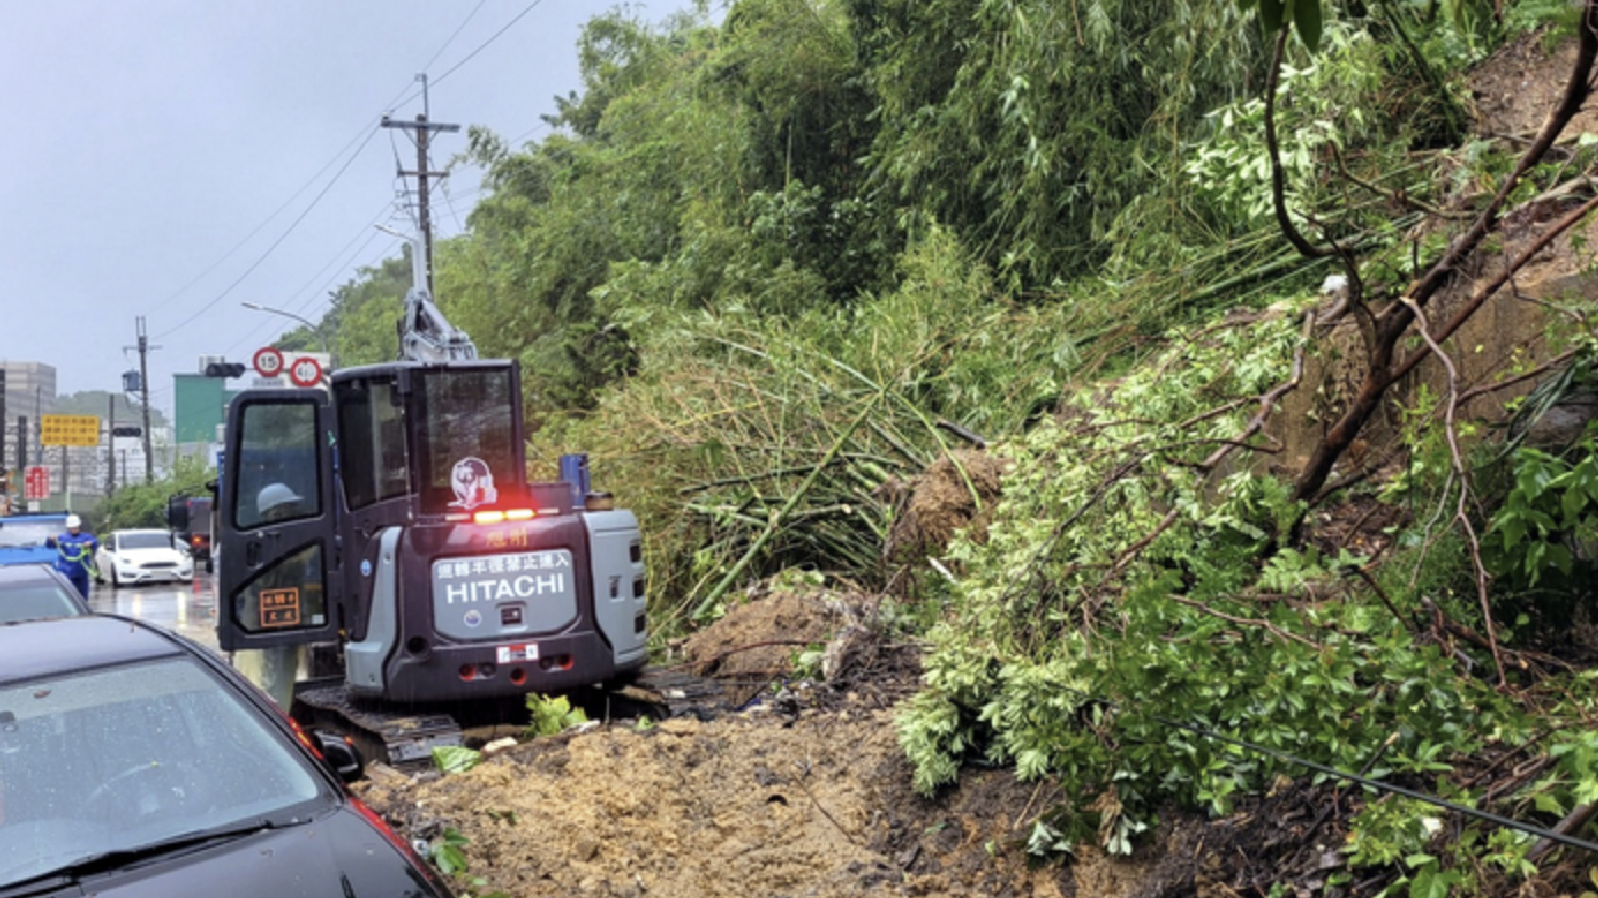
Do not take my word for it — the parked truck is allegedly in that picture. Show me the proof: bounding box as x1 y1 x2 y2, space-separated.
165 494 213 571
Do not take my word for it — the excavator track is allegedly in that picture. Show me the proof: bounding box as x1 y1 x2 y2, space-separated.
291 680 465 770
291 666 762 773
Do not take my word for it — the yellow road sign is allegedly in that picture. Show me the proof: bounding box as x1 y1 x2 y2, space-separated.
41 414 101 447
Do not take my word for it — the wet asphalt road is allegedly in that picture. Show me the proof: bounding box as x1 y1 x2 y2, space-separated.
87 575 220 651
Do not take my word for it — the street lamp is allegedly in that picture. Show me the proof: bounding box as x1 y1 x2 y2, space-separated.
240 302 335 368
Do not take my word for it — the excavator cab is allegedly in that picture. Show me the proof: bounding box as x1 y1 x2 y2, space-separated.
217 360 648 728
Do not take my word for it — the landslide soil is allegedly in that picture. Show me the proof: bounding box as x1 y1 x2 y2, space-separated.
359 701 1155 898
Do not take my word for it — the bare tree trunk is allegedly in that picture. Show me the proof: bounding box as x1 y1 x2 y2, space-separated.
1287 0 1598 504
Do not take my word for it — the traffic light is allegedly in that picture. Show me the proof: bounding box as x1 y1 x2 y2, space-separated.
111 426 142 438
204 361 247 378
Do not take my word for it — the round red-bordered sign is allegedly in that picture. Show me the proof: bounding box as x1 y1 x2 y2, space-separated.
289 355 323 388
253 346 285 378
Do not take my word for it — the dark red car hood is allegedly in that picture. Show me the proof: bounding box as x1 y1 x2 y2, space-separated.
7 807 452 898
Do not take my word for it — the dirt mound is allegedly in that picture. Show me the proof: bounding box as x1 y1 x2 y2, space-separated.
682 584 844 678
884 451 1006 565
1469 27 1598 139
357 705 1170 898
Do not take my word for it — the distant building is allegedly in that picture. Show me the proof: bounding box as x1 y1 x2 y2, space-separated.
0 361 57 469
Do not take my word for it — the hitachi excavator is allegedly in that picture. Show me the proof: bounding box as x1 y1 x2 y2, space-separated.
212 261 650 769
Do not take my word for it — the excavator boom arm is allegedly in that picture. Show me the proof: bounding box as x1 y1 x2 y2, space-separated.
398 287 478 362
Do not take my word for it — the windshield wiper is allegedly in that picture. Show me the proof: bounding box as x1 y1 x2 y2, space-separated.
0 818 296 897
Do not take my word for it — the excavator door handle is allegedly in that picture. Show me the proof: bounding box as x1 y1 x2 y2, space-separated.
245 540 262 568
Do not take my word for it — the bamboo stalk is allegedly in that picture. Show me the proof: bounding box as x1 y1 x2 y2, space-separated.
690 392 885 620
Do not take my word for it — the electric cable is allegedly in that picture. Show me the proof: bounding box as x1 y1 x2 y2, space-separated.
420 0 492 75
153 127 380 340
394 0 547 107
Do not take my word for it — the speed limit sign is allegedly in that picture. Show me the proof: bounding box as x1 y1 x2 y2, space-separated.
288 355 324 388
252 346 285 378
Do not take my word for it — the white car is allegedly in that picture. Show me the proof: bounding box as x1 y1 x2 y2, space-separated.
96 529 195 587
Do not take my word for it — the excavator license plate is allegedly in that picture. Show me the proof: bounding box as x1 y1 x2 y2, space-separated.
495 644 539 663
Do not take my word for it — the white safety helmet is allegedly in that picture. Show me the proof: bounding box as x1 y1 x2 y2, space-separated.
257 483 303 516
65 514 81 529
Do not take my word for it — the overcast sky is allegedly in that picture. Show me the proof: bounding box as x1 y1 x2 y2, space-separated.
1 1 667 411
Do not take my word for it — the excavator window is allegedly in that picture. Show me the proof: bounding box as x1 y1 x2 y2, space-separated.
414 368 520 515
336 377 409 510
231 403 322 531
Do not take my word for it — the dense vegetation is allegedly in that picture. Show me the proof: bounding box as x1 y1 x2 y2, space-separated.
282 0 1598 890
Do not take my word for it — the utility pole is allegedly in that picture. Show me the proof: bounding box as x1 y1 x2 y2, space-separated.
107 394 115 494
381 75 459 296
128 316 159 484
0 367 6 495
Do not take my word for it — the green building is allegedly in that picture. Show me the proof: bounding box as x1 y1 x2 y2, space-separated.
173 374 235 449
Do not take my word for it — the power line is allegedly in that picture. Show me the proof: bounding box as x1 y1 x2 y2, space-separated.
154 2 549 353
394 0 547 108
144 126 371 317
225 233 403 359
148 1 510 338
149 75 420 328
276 202 401 317
420 0 492 74
153 128 381 340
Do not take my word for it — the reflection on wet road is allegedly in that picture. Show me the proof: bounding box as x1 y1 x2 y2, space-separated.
88 576 219 651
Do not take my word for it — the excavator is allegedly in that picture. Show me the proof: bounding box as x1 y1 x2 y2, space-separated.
210 256 650 770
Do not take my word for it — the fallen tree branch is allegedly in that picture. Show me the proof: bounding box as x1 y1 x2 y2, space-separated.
1527 801 1598 863
935 419 989 449
1401 296 1507 686
1456 346 1581 405
1334 144 1474 220
1390 190 1598 383
691 394 883 620
1291 0 1598 502
1265 28 1337 260
1165 594 1320 648
1352 564 1423 635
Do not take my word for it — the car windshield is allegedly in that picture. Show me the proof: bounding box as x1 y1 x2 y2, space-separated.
117 532 174 551
0 521 60 550
0 580 82 622
0 656 328 885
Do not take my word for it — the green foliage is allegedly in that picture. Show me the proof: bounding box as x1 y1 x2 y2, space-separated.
548 228 1078 635
423 828 511 898
896 302 1535 865
92 455 214 534
428 827 471 876
1482 440 1598 589
525 693 588 737
854 0 1260 284
432 745 483 775
1184 24 1383 227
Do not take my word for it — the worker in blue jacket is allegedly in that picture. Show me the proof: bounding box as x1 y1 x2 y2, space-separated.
47 514 98 599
